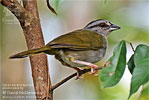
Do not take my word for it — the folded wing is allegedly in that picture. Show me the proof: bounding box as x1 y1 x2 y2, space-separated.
47 29 107 50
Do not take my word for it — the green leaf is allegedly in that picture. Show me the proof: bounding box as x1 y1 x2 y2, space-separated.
139 83 149 100
134 44 149 64
100 40 127 88
128 44 149 99
128 54 135 74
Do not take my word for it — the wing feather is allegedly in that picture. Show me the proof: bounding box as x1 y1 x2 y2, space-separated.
47 29 107 50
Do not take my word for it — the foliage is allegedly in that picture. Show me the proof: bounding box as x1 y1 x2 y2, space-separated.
100 40 126 88
99 40 149 99
128 44 149 99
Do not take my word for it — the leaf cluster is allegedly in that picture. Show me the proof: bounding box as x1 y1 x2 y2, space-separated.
99 40 149 99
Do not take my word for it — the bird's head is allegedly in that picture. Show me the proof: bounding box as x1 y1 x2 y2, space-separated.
84 19 120 36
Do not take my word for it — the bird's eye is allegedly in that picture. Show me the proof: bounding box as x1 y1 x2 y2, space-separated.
99 23 108 27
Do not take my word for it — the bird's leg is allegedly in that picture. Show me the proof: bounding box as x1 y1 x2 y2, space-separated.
72 67 83 80
72 60 99 75
68 57 83 79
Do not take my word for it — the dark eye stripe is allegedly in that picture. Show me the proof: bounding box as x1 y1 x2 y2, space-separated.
99 23 109 27
88 23 109 29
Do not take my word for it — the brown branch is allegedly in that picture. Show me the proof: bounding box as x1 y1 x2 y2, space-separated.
51 67 103 91
1 0 51 100
1 0 29 24
46 0 57 15
129 43 135 52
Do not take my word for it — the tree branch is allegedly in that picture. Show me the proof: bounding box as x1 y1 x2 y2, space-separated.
1 0 29 24
1 0 51 100
51 67 103 91
46 0 57 15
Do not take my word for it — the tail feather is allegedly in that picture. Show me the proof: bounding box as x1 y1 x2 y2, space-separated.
9 46 51 59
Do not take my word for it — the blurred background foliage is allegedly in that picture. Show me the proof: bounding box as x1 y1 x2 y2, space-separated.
0 0 149 100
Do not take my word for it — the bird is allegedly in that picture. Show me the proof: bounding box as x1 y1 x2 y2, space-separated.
9 19 120 79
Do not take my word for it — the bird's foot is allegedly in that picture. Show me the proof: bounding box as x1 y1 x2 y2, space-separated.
72 60 100 76
73 67 84 80
88 64 99 76
76 73 84 80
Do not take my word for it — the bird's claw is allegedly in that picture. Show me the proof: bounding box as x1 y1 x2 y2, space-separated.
75 73 83 80
88 64 99 75
73 67 84 80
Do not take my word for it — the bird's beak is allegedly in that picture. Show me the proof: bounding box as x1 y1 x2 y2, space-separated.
109 24 121 31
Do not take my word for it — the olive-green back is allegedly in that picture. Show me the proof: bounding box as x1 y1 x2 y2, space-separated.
47 29 107 50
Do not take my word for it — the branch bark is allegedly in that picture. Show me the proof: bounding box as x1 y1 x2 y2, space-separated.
1 0 52 100
51 67 103 91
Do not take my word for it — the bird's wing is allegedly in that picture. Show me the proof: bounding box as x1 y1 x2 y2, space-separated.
47 29 107 50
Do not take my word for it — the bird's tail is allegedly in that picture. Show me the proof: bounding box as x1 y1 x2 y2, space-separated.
9 46 53 59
